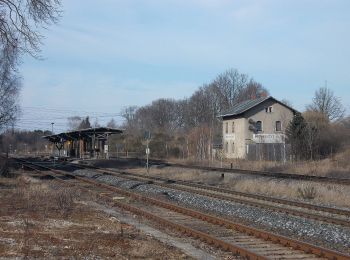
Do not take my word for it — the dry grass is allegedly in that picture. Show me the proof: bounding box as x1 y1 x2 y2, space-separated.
0 174 191 259
224 178 350 208
170 148 350 178
13 176 76 217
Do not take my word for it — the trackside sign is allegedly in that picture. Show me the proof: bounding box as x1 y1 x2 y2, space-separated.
253 134 285 143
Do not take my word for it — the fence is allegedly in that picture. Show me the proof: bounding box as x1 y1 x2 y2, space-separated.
246 143 291 162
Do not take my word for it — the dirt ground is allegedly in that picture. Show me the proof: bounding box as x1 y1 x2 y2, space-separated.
0 174 191 259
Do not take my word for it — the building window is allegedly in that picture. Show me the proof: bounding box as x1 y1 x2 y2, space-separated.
231 142 235 153
256 121 262 132
265 106 273 113
275 121 282 131
225 122 228 134
225 142 228 153
231 121 235 133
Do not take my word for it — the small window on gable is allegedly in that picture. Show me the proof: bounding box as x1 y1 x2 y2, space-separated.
276 121 282 131
256 121 262 132
231 121 235 133
265 106 273 113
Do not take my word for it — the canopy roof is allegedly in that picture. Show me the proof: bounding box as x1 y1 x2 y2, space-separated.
44 127 123 143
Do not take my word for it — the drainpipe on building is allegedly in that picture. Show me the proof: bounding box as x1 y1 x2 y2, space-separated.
283 134 286 164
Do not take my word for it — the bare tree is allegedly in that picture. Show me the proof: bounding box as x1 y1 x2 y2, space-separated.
121 106 137 124
211 69 248 110
0 0 61 129
236 80 269 102
0 0 61 60
67 116 82 130
78 117 91 130
106 118 117 128
0 47 20 130
307 87 345 121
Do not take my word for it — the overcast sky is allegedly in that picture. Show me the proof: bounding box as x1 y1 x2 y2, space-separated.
19 0 350 131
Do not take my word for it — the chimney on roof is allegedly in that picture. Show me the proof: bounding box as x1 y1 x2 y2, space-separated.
260 91 268 98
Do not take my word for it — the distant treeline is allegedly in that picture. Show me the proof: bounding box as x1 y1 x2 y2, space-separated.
0 130 51 154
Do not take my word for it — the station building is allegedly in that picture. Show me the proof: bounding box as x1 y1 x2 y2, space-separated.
218 96 297 161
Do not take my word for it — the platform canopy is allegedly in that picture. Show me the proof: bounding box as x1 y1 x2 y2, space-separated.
44 127 123 143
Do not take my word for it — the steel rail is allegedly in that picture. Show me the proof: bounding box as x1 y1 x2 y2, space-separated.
14 158 350 260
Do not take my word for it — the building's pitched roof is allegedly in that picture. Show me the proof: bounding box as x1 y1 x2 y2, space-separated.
218 96 296 118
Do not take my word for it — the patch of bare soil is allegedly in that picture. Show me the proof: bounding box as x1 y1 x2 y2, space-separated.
0 175 191 259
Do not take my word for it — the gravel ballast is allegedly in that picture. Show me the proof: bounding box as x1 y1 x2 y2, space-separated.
73 169 350 252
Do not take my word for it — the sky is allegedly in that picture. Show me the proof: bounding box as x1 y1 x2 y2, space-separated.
18 0 350 132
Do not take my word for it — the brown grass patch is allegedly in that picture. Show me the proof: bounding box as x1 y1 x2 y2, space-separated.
0 174 191 259
170 148 350 178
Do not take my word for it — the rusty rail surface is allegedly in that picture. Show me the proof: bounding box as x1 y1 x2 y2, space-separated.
65 161 350 226
14 158 350 260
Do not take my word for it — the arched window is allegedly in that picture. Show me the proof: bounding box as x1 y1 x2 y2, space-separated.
225 142 228 153
275 121 282 131
231 121 235 133
232 142 235 153
256 121 262 132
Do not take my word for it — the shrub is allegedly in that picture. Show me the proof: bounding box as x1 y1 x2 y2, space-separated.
297 184 317 200
55 187 74 213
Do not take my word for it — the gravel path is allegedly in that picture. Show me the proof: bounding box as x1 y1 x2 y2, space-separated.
74 169 350 252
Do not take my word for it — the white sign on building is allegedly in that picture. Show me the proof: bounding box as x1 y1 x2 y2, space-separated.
225 134 235 140
253 134 285 144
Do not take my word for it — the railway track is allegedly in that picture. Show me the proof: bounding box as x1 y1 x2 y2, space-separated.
12 157 350 260
167 162 350 185
119 157 350 185
56 160 350 228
